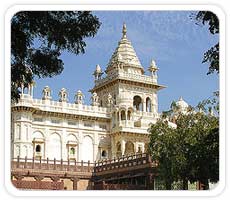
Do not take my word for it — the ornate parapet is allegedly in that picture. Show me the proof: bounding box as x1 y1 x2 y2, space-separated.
12 98 110 119
94 70 158 87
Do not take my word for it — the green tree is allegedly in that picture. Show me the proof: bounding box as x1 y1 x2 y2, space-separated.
11 11 101 101
190 113 218 189
195 11 219 75
176 112 219 190
148 107 219 190
172 112 197 189
148 119 178 189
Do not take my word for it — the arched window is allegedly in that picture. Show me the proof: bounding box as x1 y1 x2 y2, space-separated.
127 110 131 120
70 147 75 155
101 150 107 157
146 97 151 112
35 145 41 153
121 110 126 120
133 96 143 111
100 100 103 107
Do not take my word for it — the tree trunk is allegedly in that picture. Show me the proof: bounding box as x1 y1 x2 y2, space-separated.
182 179 188 190
198 180 209 190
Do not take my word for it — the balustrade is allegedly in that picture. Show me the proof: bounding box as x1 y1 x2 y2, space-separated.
12 156 94 173
13 98 109 117
95 71 157 86
94 153 154 173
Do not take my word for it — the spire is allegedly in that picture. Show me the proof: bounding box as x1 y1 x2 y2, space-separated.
107 23 143 71
122 23 127 39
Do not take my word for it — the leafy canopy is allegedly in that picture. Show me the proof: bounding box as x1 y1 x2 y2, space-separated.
195 11 219 75
11 11 101 101
148 105 219 190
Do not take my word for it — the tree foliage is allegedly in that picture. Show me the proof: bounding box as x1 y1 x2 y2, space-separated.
148 120 177 189
148 104 219 190
195 11 219 75
11 11 101 101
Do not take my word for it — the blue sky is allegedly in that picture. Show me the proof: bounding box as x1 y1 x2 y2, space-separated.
33 11 219 112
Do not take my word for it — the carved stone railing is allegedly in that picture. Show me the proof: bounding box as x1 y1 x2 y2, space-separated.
95 70 157 87
12 156 94 173
135 110 159 118
13 97 110 118
94 153 156 174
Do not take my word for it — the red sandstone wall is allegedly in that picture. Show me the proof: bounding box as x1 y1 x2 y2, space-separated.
12 180 64 190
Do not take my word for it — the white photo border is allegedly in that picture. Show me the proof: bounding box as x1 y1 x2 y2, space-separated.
4 4 225 197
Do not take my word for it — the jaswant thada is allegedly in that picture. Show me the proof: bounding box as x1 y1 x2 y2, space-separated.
11 24 190 190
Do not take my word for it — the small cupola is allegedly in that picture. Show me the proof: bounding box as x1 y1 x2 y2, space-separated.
59 88 68 102
93 64 103 80
148 59 159 76
75 90 84 104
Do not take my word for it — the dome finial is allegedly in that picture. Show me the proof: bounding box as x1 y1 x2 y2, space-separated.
122 23 127 38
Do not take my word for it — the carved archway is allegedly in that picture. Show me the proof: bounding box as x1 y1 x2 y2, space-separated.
133 95 143 111
146 97 151 112
124 141 134 155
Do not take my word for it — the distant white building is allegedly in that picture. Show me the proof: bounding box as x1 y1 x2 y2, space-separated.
11 24 167 162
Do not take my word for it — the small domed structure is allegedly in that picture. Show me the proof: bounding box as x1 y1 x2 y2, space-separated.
42 86 52 100
175 96 189 112
75 90 84 104
148 59 159 76
59 88 68 102
93 64 103 80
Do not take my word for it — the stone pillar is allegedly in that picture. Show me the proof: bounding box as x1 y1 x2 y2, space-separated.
44 127 49 159
143 100 146 112
30 84 34 97
93 143 98 162
71 177 80 190
121 140 126 156
62 129 67 160
21 83 24 95
115 111 118 127
146 173 154 190
28 84 31 96
99 147 102 160
135 142 139 153
111 137 116 158
118 111 121 123
78 142 83 162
